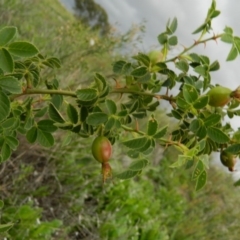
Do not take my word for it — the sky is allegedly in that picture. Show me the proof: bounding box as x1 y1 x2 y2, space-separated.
60 0 240 174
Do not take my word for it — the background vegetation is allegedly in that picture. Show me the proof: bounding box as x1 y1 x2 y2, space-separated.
0 0 240 239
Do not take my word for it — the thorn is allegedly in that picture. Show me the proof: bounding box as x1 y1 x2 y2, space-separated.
113 78 121 89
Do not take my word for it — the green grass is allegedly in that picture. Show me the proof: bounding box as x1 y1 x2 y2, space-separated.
1 0 240 239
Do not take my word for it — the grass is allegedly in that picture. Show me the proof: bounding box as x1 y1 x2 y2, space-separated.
1 0 240 239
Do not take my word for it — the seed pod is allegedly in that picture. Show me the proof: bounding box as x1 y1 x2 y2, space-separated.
208 86 232 107
91 136 112 163
220 150 237 172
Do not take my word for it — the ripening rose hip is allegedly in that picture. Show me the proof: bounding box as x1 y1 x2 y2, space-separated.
207 86 232 107
91 136 112 163
220 150 237 172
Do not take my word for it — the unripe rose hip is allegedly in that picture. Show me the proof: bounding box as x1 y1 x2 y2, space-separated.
91 136 112 163
220 150 237 172
207 86 232 107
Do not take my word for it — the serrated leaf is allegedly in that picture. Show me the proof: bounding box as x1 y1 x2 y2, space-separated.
0 92 10 122
37 129 54 147
38 119 58 133
168 17 178 34
0 26 17 46
176 97 190 109
86 112 108 126
122 137 148 149
5 136 19 150
195 170 207 191
170 155 190 168
225 144 240 154
26 127 38 143
105 99 117 114
67 104 78 124
48 103 65 123
104 117 115 131
116 170 140 180
8 41 39 57
129 159 148 171
183 84 198 103
194 65 208 77
203 113 221 127
1 142 11 162
200 154 209 169
131 66 148 77
221 33 233 43
192 160 204 180
0 222 14 233
51 94 63 110
0 76 22 93
209 60 220 71
147 117 158 136
193 95 209 109
227 45 238 61
168 36 178 46
113 60 127 74
0 48 14 73
175 60 188 72
153 126 168 139
158 33 168 45
207 127 229 143
76 88 98 105
192 23 207 34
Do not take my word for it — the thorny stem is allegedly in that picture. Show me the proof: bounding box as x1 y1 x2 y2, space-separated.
10 87 176 102
164 34 223 63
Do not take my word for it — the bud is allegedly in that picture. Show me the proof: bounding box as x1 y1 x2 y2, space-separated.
220 150 237 172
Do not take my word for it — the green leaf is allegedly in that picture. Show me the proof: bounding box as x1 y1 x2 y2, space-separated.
122 137 148 149
105 99 117 115
192 160 204 180
116 170 140 180
147 117 158 136
192 23 207 34
8 41 39 57
209 60 220 71
38 119 58 133
168 17 178 34
5 136 19 150
37 129 54 147
86 112 108 126
203 113 221 127
113 60 126 74
175 60 189 72
26 127 38 143
207 127 229 143
48 103 65 123
183 84 198 103
193 95 209 109
190 119 201 133
221 33 233 43
200 154 209 169
51 94 63 110
129 159 149 171
226 45 238 61
0 76 22 93
168 36 178 46
158 33 168 45
1 142 11 162
104 117 115 131
67 104 78 124
170 155 190 168
0 92 10 122
195 170 207 191
0 222 14 233
76 88 98 105
1 117 18 129
0 48 14 73
176 97 191 109
194 65 208 77
225 144 240 154
131 66 148 77
0 26 17 46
